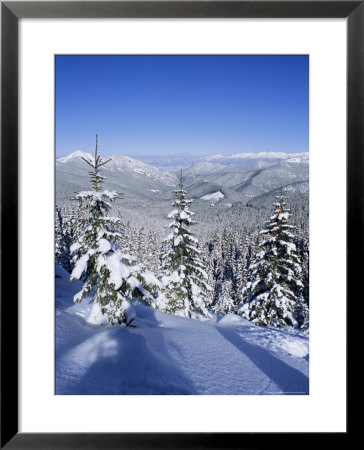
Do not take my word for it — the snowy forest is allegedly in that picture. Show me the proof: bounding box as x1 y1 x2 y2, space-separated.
56 140 309 330
55 140 309 395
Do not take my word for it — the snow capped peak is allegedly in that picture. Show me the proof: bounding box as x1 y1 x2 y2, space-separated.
284 155 309 164
57 150 93 163
105 154 177 186
56 150 177 187
205 154 225 161
204 152 309 162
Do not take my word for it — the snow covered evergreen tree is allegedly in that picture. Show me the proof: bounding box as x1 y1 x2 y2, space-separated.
66 203 86 247
294 297 309 332
296 233 309 307
208 233 223 311
161 171 211 318
240 192 306 328
294 233 309 331
70 135 159 325
55 206 72 273
211 279 236 315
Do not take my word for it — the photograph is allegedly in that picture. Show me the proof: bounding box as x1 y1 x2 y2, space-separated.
55 54 309 395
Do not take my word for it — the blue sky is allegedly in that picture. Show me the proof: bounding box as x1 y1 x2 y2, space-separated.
56 55 308 161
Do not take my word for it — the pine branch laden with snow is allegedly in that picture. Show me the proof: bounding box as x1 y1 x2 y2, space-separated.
240 192 308 329
161 171 212 318
70 136 159 325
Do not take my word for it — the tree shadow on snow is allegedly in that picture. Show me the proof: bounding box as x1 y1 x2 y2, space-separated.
217 327 309 395
57 308 197 395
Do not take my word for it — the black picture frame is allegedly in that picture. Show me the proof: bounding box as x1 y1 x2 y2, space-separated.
1 1 354 448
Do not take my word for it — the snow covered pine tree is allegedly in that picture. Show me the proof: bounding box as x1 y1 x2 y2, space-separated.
162 171 211 318
70 135 158 326
211 279 236 315
240 191 308 328
55 206 73 273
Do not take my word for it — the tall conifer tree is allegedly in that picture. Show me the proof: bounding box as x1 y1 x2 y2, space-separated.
162 171 211 318
240 192 305 328
70 135 158 325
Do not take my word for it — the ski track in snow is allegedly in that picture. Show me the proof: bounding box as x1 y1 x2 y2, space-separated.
56 267 309 395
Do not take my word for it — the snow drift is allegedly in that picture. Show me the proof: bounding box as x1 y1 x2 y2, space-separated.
56 265 309 395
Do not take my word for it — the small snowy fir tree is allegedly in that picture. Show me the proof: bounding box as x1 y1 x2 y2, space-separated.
211 280 236 315
70 135 159 325
55 206 72 273
161 171 211 318
294 296 309 332
240 191 306 328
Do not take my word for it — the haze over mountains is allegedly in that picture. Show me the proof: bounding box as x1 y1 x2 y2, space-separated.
56 151 309 228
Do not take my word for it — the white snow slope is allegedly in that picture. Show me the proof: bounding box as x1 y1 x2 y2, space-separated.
56 265 309 395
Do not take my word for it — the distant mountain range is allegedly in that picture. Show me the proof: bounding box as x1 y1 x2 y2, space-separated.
201 151 308 166
56 151 176 201
56 151 309 224
126 151 309 171
183 154 308 204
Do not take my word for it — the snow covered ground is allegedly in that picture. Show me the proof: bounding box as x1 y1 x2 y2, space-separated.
56 266 309 395
201 191 225 203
